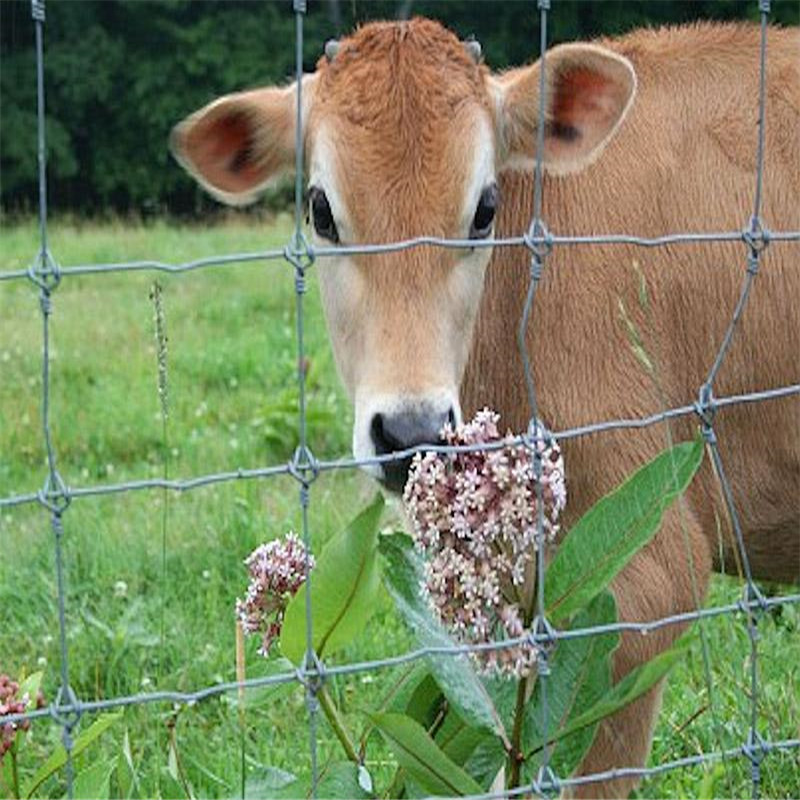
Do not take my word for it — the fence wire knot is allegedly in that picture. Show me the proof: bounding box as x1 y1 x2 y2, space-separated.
297 650 326 699
743 217 770 259
50 684 82 730
531 764 560 797
289 445 320 489
31 0 45 22
742 729 768 785
284 233 316 293
694 384 717 443
740 581 769 618
37 470 71 515
27 248 61 294
529 615 557 662
524 417 556 457
524 219 553 264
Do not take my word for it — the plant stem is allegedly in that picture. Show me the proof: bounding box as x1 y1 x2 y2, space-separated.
11 747 20 799
159 417 169 662
317 686 360 764
508 673 530 790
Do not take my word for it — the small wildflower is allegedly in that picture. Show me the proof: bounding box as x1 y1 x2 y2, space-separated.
113 580 128 599
403 409 566 678
235 533 314 657
0 674 45 761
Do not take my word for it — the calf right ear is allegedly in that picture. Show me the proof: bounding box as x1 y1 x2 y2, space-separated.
170 76 316 207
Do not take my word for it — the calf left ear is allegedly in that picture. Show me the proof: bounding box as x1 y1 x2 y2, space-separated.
491 43 636 175
170 75 317 207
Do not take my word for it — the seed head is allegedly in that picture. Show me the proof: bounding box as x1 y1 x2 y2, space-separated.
149 281 169 421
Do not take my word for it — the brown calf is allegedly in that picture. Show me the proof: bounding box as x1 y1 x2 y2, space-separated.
172 18 800 796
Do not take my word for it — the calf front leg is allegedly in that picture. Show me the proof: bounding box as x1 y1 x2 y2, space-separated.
569 505 712 799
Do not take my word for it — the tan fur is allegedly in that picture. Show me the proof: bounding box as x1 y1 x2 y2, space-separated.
462 22 800 796
173 18 800 796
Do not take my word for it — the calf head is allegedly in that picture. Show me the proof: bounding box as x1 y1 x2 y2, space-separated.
171 18 636 491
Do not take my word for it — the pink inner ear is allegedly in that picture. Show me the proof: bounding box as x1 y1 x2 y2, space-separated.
184 111 263 194
551 67 615 134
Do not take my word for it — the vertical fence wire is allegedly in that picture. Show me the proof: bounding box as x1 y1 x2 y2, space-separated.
28 1 80 797
2 0 799 798
524 2 557 795
288 1 321 796
695 3 772 796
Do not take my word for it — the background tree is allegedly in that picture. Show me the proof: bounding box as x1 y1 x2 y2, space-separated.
1 0 796 217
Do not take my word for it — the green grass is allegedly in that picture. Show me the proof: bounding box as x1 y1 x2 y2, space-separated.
1 219 797 799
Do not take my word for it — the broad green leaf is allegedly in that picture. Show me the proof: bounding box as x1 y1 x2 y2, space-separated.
380 532 509 742
116 729 139 799
370 712 483 797
18 671 44 709
245 767 304 799
523 591 618 779
462 736 506 790
167 739 181 786
316 762 372 799
545 439 703 623
360 663 430 753
23 712 122 798
2 755 14 800
525 638 690 759
74 757 117 799
244 763 370 800
281 495 384 663
436 713 491 768
404 673 445 729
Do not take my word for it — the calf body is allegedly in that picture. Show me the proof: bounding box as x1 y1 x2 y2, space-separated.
172 19 799 796
464 25 799 794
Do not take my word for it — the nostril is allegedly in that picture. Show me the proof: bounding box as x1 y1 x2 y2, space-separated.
447 407 457 429
371 413 403 455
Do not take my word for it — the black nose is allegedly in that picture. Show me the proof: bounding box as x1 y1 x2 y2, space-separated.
371 407 456 493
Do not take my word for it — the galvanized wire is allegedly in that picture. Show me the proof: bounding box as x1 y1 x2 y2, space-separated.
2 1 798 799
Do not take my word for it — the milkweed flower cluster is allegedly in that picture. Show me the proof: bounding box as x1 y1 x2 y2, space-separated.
235 533 314 657
403 409 566 677
0 674 45 760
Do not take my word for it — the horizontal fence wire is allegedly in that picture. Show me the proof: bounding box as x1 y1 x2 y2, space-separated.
2 383 799 511
3 230 800 283
2 0 799 798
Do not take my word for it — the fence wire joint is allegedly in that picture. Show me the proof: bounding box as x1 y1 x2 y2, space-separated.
27 248 61 294
37 470 71 515
531 764 560 797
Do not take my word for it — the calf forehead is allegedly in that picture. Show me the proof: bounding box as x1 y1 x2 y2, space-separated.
311 19 492 239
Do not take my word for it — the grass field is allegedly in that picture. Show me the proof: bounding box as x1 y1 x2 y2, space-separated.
1 219 798 799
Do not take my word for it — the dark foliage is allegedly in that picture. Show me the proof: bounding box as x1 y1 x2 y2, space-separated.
1 0 796 216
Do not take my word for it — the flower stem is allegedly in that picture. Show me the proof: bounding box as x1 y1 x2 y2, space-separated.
318 686 360 764
11 747 20 799
508 674 529 790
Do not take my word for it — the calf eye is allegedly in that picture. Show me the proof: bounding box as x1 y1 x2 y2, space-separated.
470 183 498 239
309 186 340 244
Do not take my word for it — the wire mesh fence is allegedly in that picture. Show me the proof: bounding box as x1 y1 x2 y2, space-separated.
1 0 799 797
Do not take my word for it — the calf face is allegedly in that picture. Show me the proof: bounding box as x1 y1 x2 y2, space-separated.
170 18 635 488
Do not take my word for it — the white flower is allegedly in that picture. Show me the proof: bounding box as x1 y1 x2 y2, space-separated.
403 409 566 678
